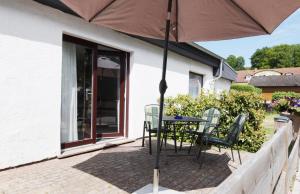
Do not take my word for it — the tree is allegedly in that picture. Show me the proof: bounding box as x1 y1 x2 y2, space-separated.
251 47 271 69
226 55 245 70
251 44 300 69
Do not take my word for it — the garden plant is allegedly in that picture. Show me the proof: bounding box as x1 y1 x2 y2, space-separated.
164 90 266 152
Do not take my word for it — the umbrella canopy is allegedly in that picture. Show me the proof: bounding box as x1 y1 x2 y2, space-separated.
61 0 300 42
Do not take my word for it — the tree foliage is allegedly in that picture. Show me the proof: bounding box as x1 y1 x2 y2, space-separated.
251 44 300 69
230 83 262 94
226 55 245 70
272 91 300 101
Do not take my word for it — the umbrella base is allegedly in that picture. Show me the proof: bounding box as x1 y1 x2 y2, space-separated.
132 184 184 194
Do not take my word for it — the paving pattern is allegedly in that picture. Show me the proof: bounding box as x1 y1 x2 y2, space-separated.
0 139 251 194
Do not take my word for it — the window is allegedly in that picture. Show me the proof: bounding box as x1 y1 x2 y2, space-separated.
189 72 203 98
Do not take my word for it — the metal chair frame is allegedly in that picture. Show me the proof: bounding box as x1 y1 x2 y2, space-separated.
142 104 171 154
197 113 248 168
179 108 221 153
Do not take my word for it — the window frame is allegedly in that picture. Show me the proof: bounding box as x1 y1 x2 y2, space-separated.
189 72 204 98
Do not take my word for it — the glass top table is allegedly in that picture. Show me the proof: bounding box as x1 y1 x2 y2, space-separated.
161 116 207 153
163 116 207 123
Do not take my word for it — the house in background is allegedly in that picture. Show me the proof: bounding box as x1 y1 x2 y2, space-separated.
235 67 300 100
236 67 300 83
0 0 236 170
249 75 300 101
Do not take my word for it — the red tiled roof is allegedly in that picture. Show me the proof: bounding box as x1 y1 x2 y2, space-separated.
236 67 300 83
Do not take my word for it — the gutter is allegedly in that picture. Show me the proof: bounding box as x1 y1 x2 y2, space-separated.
208 59 224 92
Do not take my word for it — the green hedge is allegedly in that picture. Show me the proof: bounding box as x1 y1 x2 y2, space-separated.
230 84 262 94
272 91 300 101
164 91 266 152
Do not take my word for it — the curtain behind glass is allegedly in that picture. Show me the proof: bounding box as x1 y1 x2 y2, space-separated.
189 73 203 98
61 42 78 143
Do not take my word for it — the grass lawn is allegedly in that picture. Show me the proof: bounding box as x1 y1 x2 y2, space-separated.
263 112 279 141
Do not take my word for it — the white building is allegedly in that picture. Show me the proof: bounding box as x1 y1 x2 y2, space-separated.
0 0 236 170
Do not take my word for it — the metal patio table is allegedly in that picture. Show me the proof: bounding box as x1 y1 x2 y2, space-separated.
162 116 207 153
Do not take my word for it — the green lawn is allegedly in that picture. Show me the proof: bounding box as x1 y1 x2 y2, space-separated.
263 112 279 140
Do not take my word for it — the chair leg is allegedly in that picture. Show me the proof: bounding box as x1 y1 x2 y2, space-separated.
188 134 196 154
142 124 146 147
217 129 221 152
199 140 208 169
197 141 203 160
149 131 152 155
230 146 235 162
164 132 167 147
173 126 177 153
179 131 184 151
237 146 242 165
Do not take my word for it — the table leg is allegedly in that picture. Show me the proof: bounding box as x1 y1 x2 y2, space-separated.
173 124 177 153
179 130 184 151
188 133 195 154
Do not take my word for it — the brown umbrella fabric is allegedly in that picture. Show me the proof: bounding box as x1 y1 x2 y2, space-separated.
60 0 300 192
61 0 300 42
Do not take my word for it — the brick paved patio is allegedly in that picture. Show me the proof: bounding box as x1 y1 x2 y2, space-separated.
0 139 251 194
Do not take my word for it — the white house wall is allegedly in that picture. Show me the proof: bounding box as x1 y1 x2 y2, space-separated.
215 78 232 94
0 0 231 169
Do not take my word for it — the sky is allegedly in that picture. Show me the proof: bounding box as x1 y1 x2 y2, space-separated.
197 9 300 68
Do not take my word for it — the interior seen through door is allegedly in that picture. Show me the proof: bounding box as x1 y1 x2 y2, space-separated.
96 54 121 135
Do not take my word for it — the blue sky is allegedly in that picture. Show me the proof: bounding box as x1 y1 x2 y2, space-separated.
197 9 300 67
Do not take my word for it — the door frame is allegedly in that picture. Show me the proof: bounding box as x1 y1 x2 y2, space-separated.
61 34 130 149
94 51 126 138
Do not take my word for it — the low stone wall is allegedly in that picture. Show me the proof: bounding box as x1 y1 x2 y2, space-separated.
210 121 299 194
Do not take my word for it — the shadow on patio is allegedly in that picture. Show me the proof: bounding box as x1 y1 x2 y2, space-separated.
73 139 241 193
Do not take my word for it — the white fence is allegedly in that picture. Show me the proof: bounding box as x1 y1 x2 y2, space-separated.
211 121 299 194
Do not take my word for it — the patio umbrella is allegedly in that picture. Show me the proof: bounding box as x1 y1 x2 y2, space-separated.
61 0 300 192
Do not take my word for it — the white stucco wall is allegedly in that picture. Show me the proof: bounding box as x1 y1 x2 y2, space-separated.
215 78 232 94
0 0 229 169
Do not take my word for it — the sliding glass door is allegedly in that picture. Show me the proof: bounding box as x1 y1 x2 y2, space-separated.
95 52 126 138
61 35 128 148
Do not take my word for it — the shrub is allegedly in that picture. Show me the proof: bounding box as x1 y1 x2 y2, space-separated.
219 91 266 152
272 91 300 101
164 91 266 152
273 99 290 112
230 84 262 94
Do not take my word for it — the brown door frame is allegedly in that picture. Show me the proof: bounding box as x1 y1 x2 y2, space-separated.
61 35 97 149
61 34 130 149
95 51 126 138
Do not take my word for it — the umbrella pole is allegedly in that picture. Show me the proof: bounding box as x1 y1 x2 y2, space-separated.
153 0 173 193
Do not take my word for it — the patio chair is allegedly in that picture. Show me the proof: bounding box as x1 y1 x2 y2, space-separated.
179 108 221 153
142 104 170 154
197 113 248 168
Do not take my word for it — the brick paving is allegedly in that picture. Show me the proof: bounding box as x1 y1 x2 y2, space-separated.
0 139 251 194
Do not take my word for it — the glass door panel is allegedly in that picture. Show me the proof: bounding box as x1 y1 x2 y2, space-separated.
96 53 124 137
61 41 93 144
76 45 93 141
